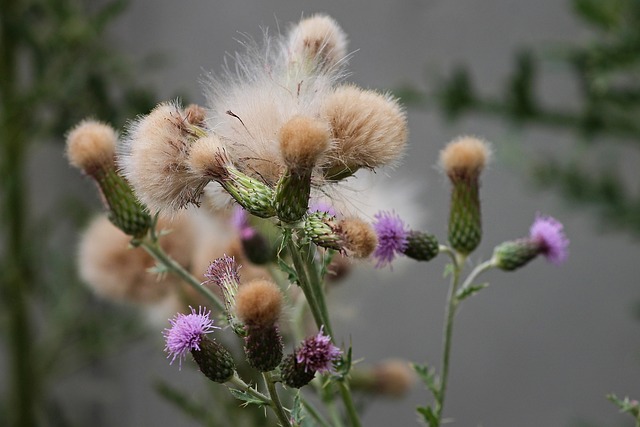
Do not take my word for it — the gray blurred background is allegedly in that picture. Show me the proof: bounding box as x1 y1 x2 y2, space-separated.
23 0 640 426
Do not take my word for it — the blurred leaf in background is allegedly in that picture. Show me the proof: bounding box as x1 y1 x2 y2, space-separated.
0 0 160 425
397 0 640 238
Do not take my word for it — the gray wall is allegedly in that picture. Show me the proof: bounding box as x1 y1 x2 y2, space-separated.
46 1 640 426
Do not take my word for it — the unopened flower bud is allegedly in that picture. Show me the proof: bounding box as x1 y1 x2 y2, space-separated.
439 136 491 254
66 120 151 237
404 231 439 262
231 207 274 265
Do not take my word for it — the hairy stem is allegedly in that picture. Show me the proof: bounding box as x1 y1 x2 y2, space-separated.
263 372 292 427
140 238 224 312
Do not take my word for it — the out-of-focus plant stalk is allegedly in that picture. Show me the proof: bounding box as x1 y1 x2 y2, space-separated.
1 0 38 425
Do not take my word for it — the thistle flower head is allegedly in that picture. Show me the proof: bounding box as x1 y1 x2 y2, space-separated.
296 327 342 373
279 115 331 171
235 279 283 327
322 85 407 179
119 101 210 213
231 205 256 239
372 211 409 268
529 215 569 265
439 136 491 180
309 200 337 217
287 14 348 72
163 306 219 368
338 217 378 258
65 120 117 175
204 255 241 321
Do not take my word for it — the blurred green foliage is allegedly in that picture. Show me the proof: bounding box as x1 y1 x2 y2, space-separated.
397 0 640 237
0 0 158 425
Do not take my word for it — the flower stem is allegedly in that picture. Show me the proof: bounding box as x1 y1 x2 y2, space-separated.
458 259 495 296
263 372 293 427
227 374 270 403
140 238 225 312
338 381 362 427
435 253 464 424
300 393 331 427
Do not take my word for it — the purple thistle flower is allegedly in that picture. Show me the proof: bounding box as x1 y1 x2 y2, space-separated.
372 211 409 268
529 215 569 265
231 205 257 240
296 327 342 373
163 306 219 368
309 200 337 217
204 255 241 287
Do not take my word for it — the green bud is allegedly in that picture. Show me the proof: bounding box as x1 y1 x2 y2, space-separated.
244 325 284 372
448 177 482 254
275 170 312 223
302 212 342 251
404 231 439 262
191 336 236 383
221 166 276 219
281 354 316 388
493 239 539 271
94 168 151 238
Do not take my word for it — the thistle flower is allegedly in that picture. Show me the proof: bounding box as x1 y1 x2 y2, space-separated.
287 14 348 72
493 215 569 271
235 279 284 371
440 136 492 254
321 85 407 180
204 255 241 327
372 211 409 268
66 120 151 237
163 307 235 383
119 101 210 213
78 214 191 304
350 359 417 398
303 212 377 258
529 215 569 265
295 327 342 373
164 306 218 367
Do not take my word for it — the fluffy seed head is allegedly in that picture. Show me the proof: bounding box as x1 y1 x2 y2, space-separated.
529 215 569 265
296 327 342 373
287 14 348 70
78 214 191 304
184 104 207 126
235 279 283 327
188 135 228 180
163 306 218 368
119 101 210 213
322 85 407 177
279 115 330 170
372 211 409 268
337 217 378 258
439 136 491 179
66 120 117 174
371 359 417 398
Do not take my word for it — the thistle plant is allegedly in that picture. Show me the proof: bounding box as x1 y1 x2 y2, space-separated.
66 14 568 426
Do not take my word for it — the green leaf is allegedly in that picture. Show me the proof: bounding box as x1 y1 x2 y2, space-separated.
607 393 640 419
417 405 439 427
319 249 336 279
456 283 488 301
228 389 269 408
412 363 440 399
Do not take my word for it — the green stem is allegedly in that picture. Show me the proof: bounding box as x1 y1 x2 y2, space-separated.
139 238 224 312
435 253 464 424
300 242 334 338
300 394 331 427
227 374 271 404
458 259 495 296
338 381 361 427
263 372 293 427
286 237 325 332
